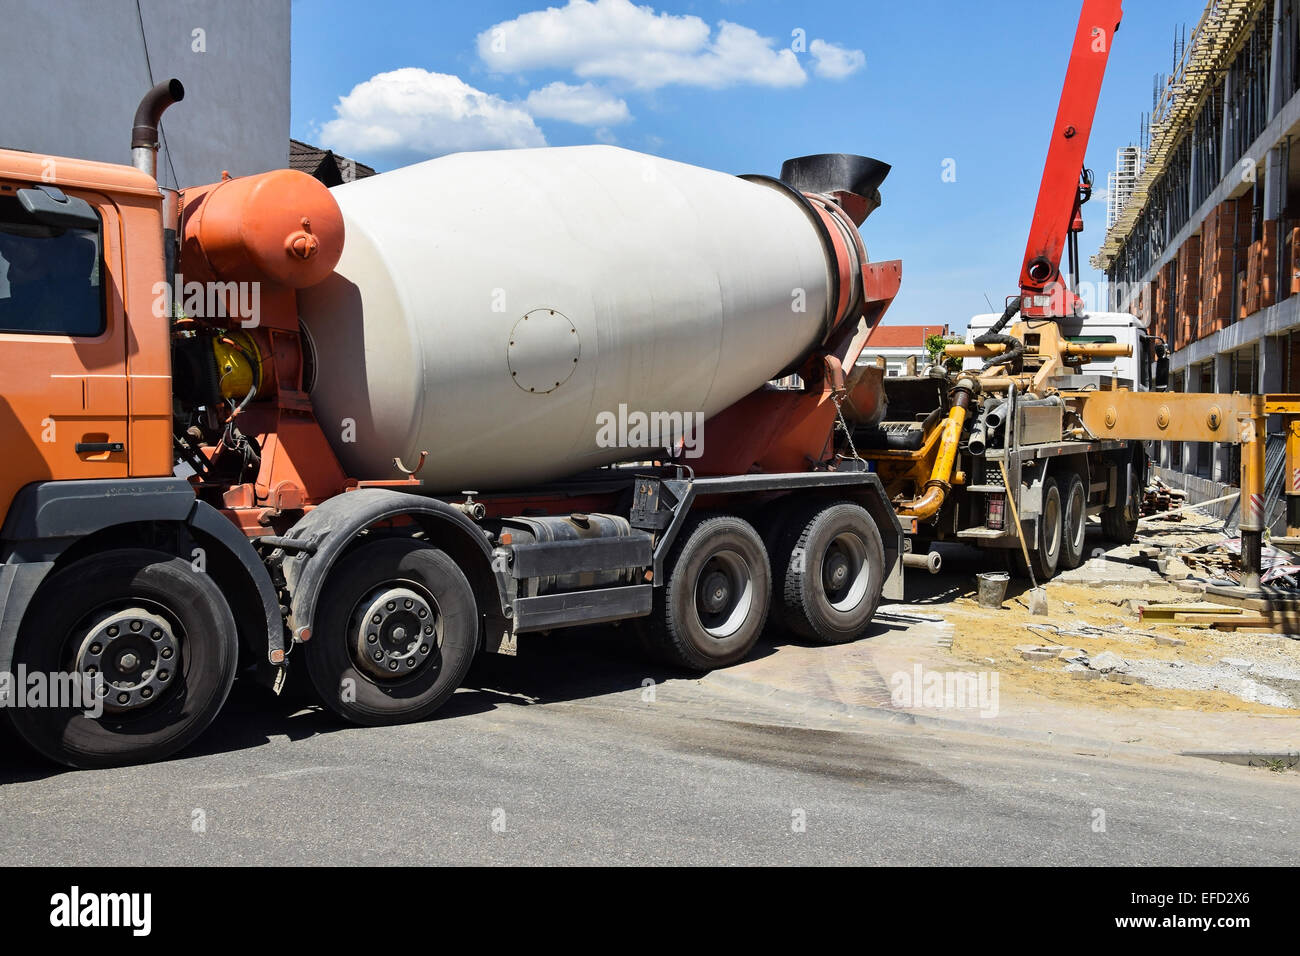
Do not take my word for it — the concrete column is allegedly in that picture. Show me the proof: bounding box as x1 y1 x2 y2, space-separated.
1221 72 1234 181
1183 363 1203 477
1213 351 1233 481
1269 0 1286 121
1265 145 1285 221
1263 335 1285 433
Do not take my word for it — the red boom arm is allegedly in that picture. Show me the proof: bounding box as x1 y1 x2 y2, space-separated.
1019 0 1123 318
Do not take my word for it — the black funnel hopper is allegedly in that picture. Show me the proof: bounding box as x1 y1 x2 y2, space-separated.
779 153 891 224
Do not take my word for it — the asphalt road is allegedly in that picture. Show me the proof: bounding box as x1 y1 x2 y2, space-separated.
1 627 1296 865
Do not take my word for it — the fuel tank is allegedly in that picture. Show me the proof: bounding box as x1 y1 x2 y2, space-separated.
297 145 865 490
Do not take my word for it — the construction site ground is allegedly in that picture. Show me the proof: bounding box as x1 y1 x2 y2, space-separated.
707 511 1300 762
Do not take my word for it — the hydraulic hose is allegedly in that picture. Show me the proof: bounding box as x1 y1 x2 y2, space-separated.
974 295 1024 371
899 377 977 520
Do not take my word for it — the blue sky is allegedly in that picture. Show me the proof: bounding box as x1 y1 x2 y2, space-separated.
291 0 1206 332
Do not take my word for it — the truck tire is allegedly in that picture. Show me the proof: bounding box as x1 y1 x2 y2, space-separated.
772 501 884 644
1012 475 1062 582
648 514 771 671
1102 450 1142 543
753 495 803 636
1102 506 1139 544
303 537 477 725
1102 477 1140 543
1059 472 1088 570
7 548 238 769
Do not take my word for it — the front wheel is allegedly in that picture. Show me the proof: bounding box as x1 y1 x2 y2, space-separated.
303 537 478 725
7 548 239 769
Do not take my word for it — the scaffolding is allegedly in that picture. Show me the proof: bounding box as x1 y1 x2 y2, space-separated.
1106 145 1143 228
1093 0 1268 275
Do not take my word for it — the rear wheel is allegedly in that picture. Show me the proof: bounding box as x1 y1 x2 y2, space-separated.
648 515 771 671
1012 476 1062 582
1102 448 1143 543
1102 475 1140 543
772 501 884 644
1059 472 1088 570
7 548 238 769
304 537 477 725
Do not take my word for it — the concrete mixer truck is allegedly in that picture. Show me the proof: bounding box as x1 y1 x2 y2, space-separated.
0 80 906 767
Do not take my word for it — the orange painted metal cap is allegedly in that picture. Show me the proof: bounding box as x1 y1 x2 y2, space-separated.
182 169 344 288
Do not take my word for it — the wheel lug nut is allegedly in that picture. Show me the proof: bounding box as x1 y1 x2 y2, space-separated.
418 609 427 618
388 660 398 670
107 626 118 637
420 645 429 654
130 620 143 632
141 688 153 699
373 651 383 661
158 670 169 681
367 633 377 643
161 647 173 659
386 601 395 611
117 693 129 704
404 599 413 609
90 643 102 654
372 614 382 625
151 629 163 640
424 625 433 635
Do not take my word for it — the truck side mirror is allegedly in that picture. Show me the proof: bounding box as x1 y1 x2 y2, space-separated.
16 184 99 231
1154 353 1170 390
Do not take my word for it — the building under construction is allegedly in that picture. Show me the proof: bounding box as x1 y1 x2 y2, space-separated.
1095 0 1300 517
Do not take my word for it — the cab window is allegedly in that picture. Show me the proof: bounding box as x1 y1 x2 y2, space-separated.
0 194 104 336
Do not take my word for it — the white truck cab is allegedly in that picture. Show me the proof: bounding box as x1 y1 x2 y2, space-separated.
963 310 1155 391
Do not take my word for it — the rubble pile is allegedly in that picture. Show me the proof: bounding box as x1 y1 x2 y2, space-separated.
1141 475 1187 518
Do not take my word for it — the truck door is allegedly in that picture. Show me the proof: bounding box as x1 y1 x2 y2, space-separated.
0 184 129 514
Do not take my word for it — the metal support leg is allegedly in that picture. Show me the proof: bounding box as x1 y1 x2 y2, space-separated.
1239 396 1268 589
1288 420 1300 536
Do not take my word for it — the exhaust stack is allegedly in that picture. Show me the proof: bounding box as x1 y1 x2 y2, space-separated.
131 78 185 180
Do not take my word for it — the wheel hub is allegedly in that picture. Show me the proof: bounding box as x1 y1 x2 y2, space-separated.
824 551 850 590
74 609 179 713
821 532 870 612
700 570 731 613
693 551 754 640
354 585 439 680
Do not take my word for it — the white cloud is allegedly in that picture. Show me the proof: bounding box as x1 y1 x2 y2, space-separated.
525 81 632 125
809 39 865 80
478 0 806 90
320 68 546 166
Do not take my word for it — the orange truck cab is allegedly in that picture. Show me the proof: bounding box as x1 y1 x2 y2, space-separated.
0 142 287 767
